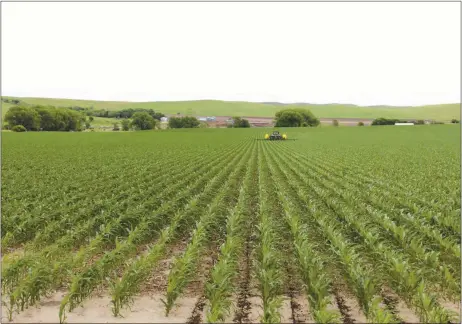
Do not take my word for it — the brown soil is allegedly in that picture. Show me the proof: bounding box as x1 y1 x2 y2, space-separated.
142 239 189 294
280 296 294 323
291 294 313 323
381 286 419 323
186 296 206 324
333 288 367 324
183 244 220 324
332 283 367 324
245 295 263 323
285 255 309 324
1 291 197 323
233 235 253 323
3 287 459 323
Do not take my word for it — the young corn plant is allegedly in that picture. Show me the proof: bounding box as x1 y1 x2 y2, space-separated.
275 146 460 306
163 144 252 316
60 146 251 323
253 143 284 324
204 146 259 323
263 148 341 324
265 146 396 323
2 148 232 305
163 223 209 315
205 185 249 321
278 143 460 253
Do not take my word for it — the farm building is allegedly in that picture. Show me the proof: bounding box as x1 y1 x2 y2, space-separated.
395 122 414 126
160 117 168 122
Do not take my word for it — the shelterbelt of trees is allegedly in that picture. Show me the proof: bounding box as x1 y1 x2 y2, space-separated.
3 105 168 132
3 104 256 132
4 106 86 131
67 106 165 120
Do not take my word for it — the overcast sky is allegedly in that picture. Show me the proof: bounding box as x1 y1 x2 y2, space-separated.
2 2 460 106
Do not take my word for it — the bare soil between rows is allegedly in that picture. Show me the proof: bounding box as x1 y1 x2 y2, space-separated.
3 289 459 323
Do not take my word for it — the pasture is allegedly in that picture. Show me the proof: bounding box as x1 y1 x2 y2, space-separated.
2 96 460 121
1 125 460 323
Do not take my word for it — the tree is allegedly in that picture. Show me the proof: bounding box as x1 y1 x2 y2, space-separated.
32 106 84 131
293 108 320 127
89 116 94 122
4 106 41 131
85 121 91 129
451 119 460 124
5 105 86 132
113 122 120 131
357 121 364 126
231 117 251 128
131 112 156 130
275 110 303 127
168 116 200 128
371 118 402 126
182 116 200 128
33 106 56 130
152 112 165 121
275 108 319 127
121 119 130 131
332 120 339 127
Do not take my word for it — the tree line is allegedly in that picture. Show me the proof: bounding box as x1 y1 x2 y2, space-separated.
3 106 170 132
3 105 171 132
10 104 451 132
4 106 86 131
67 106 165 120
4 104 256 132
273 110 454 127
371 118 455 125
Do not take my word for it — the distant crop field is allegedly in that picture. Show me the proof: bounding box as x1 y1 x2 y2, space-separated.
2 96 460 121
1 126 460 323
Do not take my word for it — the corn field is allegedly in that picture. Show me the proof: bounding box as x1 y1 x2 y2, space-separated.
1 126 460 323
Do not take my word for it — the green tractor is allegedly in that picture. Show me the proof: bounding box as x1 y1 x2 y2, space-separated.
265 130 287 140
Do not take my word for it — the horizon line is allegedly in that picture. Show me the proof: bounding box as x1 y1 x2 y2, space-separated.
1 95 460 108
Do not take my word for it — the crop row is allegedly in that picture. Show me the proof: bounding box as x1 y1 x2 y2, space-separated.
2 129 459 323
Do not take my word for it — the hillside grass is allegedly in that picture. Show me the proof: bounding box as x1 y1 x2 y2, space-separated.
1 96 460 121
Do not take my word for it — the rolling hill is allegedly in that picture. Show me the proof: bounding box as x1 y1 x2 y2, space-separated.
1 96 460 121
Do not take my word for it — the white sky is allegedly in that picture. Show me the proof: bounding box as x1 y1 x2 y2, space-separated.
1 2 460 106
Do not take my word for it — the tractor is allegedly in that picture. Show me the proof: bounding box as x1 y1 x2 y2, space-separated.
265 131 287 140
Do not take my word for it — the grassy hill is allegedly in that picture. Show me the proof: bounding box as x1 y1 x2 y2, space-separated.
1 96 460 121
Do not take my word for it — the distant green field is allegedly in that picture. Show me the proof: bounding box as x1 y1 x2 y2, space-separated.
1 96 460 121
91 117 124 127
